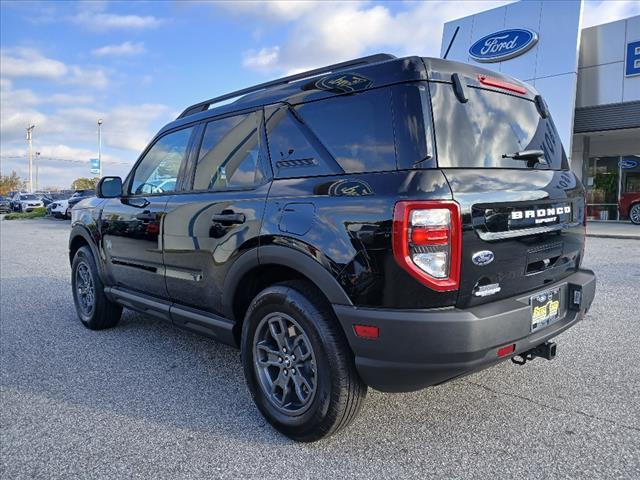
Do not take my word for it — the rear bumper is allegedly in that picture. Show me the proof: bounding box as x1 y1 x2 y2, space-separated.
334 269 596 392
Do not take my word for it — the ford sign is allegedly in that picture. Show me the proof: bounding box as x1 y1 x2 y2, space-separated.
469 28 538 63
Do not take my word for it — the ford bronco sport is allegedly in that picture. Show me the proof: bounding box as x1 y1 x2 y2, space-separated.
69 54 596 442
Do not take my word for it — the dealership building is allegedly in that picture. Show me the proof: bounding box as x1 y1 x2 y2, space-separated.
441 1 639 222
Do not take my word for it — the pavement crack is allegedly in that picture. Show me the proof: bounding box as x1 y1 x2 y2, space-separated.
464 380 640 433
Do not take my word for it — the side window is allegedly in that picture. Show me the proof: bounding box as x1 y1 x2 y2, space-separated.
130 127 194 195
391 83 436 170
295 88 396 173
193 111 264 191
265 107 337 178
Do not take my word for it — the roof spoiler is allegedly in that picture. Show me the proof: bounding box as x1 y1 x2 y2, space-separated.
176 53 396 120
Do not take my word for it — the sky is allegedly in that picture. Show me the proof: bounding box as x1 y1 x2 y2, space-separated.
1 0 639 189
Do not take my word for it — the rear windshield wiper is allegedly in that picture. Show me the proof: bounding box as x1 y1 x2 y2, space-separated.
502 149 547 166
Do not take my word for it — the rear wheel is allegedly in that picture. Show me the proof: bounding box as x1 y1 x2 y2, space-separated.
241 281 367 442
630 203 640 225
71 246 122 330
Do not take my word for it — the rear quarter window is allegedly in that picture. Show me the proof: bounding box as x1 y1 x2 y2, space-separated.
266 88 397 178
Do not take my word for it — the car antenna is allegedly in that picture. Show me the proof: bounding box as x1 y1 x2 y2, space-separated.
443 26 460 59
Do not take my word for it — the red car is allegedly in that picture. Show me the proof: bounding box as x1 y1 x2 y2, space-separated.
620 192 640 224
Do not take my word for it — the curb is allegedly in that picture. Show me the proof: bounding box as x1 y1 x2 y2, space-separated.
586 233 640 240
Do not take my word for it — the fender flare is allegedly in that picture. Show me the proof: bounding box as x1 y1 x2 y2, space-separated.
69 224 107 281
222 244 353 320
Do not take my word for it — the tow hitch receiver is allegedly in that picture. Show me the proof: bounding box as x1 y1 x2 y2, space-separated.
511 341 557 365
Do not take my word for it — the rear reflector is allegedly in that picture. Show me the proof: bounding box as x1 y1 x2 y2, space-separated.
497 344 516 357
411 227 449 245
354 324 379 340
477 74 527 95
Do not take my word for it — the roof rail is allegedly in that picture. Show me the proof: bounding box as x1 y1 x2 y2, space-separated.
176 53 396 120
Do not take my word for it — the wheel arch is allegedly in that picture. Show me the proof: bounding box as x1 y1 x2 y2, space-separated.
223 244 353 345
69 225 105 278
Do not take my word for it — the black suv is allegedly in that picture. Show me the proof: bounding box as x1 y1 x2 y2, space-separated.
69 54 596 441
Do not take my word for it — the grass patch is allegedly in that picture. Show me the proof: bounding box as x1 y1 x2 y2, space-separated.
3 207 47 220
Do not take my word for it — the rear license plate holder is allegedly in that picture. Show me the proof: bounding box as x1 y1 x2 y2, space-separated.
530 288 561 333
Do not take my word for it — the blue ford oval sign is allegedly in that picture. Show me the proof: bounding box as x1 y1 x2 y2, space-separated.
469 29 538 63
472 250 495 266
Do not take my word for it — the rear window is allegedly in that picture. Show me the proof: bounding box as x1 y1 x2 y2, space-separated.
429 82 568 170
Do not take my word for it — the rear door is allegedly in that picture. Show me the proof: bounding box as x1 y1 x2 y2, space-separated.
162 109 270 319
428 78 586 309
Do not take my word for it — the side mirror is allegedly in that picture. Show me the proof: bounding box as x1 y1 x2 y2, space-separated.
97 176 123 198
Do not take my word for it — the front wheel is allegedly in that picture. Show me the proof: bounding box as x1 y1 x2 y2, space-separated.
71 246 122 330
241 281 367 442
630 203 640 225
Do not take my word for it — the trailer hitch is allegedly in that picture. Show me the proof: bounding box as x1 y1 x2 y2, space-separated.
512 341 557 365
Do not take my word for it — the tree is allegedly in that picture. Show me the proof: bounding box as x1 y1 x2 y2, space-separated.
0 171 24 195
71 177 100 190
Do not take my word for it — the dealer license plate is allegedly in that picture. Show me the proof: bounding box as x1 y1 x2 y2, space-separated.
530 288 561 333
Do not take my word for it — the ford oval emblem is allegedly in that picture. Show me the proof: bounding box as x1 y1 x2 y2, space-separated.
472 250 495 266
469 28 538 63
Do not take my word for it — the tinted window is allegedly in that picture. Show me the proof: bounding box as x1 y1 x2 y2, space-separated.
130 127 193 195
392 83 435 169
295 88 396 173
429 83 568 170
193 111 264 191
265 107 336 178
266 88 397 178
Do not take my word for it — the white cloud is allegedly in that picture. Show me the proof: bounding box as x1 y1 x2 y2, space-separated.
218 0 318 21
70 10 164 31
0 78 172 188
243 46 280 71
91 41 146 57
234 1 512 74
0 47 67 79
582 0 640 28
0 47 109 88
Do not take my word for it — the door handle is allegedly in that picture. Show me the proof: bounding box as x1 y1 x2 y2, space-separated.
211 212 246 225
136 211 158 222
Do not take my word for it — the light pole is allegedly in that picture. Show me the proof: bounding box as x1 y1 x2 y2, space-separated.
35 152 41 192
97 118 103 177
26 124 35 193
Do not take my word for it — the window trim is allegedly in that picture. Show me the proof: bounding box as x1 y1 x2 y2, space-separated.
123 123 200 198
183 107 271 194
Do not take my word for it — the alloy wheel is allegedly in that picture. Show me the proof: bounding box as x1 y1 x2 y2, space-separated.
630 204 640 225
75 262 95 316
253 312 317 415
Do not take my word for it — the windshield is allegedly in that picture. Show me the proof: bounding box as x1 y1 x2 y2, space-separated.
21 194 38 200
429 83 568 170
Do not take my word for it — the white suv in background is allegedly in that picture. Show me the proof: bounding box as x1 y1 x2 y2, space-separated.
48 199 70 219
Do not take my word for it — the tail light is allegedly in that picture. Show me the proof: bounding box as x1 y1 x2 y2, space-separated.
392 201 461 291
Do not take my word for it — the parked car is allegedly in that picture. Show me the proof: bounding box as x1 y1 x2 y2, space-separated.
6 191 19 210
47 198 71 219
66 189 95 216
0 196 11 213
69 54 596 442
41 192 67 207
11 192 44 212
619 192 640 225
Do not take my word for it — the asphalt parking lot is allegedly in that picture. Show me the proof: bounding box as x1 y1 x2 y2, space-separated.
1 218 639 479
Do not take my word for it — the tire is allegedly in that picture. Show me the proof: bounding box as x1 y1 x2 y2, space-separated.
241 280 367 442
65 208 70 219
630 203 640 225
71 246 122 330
